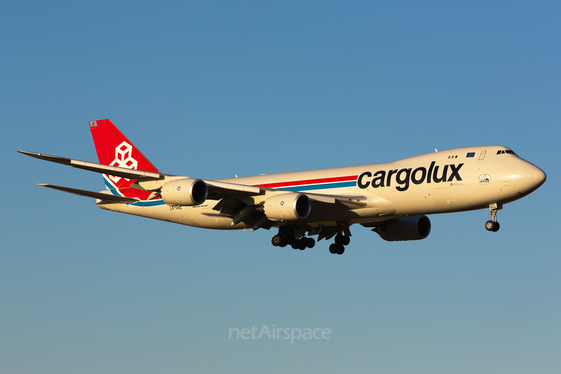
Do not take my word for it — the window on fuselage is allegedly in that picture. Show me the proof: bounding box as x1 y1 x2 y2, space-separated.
496 149 517 155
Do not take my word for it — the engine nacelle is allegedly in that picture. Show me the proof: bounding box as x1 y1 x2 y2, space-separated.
161 178 207 206
263 193 311 221
374 215 431 241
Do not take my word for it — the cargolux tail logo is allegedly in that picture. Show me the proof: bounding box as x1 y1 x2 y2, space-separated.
108 141 138 183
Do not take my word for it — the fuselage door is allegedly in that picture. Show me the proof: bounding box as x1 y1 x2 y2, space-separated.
431 186 455 211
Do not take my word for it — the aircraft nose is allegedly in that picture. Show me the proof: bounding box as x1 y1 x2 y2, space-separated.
508 158 546 196
533 166 547 188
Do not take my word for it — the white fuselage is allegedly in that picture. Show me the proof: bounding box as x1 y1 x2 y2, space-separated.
98 146 545 230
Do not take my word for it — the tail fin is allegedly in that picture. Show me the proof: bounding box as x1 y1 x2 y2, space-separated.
89 119 160 199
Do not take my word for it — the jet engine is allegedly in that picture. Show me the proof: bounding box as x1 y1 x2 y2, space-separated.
161 178 208 206
374 215 431 241
263 193 311 221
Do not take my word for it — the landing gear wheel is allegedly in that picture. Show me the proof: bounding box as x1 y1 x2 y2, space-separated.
486 203 502 233
336 244 345 255
329 243 345 255
485 220 500 232
335 233 351 246
271 235 282 246
306 237 315 248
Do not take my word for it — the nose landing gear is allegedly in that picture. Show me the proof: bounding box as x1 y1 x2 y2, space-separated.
485 203 502 232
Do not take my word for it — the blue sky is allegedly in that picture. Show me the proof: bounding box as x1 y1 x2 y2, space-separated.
2 1 560 373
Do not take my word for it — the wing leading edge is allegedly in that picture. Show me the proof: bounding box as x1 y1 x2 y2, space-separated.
17 150 162 180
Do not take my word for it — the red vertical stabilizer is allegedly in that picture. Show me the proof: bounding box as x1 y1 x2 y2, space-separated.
89 119 160 199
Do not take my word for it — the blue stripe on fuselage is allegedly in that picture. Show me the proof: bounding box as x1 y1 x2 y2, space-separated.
130 199 165 207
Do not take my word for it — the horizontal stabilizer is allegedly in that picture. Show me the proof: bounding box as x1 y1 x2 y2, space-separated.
17 150 162 180
38 184 139 204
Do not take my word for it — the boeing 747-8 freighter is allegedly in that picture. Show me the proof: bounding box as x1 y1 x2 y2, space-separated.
18 119 546 254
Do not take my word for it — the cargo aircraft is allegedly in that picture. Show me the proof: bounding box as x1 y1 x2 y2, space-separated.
18 120 546 254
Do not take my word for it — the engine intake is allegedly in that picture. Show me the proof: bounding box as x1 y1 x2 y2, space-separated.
374 215 431 241
263 193 311 221
161 178 207 206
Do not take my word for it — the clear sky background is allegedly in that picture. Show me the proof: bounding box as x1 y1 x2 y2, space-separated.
2 1 560 373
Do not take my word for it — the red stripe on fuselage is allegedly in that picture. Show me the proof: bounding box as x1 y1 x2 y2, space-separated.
255 175 358 189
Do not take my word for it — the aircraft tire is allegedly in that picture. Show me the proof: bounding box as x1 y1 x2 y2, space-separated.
485 220 495 231
336 244 345 255
306 238 315 248
329 243 345 255
335 233 343 245
271 235 282 246
492 221 500 232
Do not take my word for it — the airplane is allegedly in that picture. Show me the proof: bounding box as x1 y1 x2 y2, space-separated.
18 119 546 255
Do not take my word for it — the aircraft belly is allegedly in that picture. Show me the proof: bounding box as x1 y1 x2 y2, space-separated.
165 205 238 229
98 202 237 229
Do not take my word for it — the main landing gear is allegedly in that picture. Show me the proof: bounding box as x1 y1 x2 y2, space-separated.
271 226 315 250
485 203 501 232
271 226 351 254
328 232 350 255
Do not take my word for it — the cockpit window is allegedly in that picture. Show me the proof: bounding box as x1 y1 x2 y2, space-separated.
496 149 516 155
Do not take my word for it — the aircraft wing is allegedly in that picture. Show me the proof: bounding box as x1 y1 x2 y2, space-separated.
18 150 368 209
37 184 139 204
17 150 162 180
304 192 367 207
205 180 262 196
205 180 366 207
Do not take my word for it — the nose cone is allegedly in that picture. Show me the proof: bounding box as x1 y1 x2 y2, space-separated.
533 166 547 188
508 158 546 197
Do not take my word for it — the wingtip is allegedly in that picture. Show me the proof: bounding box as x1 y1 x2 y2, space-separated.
17 150 41 157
